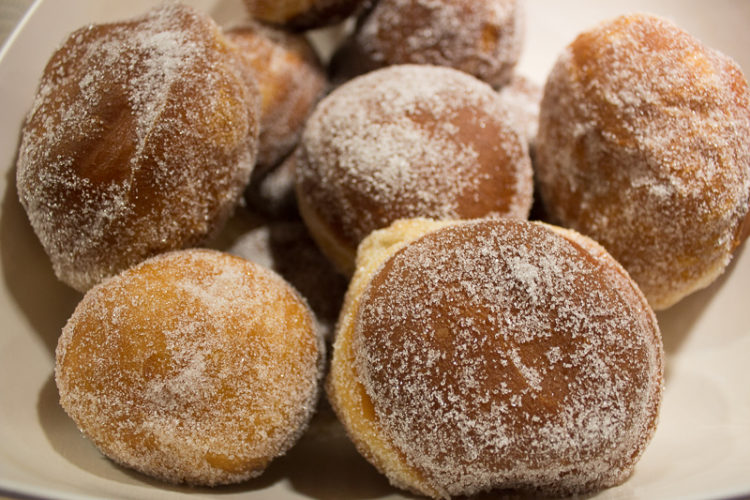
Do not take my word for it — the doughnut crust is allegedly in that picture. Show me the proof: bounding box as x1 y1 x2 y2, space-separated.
55 249 324 486
536 13 750 309
331 0 524 88
226 23 327 172
327 218 663 498
16 4 260 292
295 64 533 274
243 0 364 30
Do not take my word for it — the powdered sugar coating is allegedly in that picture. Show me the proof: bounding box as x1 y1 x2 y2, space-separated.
55 249 324 486
296 64 533 273
536 13 750 309
226 23 327 172
16 3 259 292
346 0 523 88
336 218 662 498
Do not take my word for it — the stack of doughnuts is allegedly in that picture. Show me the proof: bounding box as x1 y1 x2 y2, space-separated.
15 0 750 497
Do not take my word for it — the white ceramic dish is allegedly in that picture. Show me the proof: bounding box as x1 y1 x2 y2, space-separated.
1 1 749 499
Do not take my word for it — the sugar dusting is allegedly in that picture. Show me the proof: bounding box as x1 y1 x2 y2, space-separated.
55 249 324 485
355 0 523 87
350 219 663 497
297 64 533 248
536 13 750 309
16 3 258 291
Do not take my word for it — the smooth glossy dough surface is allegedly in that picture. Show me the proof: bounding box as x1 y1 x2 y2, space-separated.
242 0 363 30
329 218 663 498
55 249 323 486
337 0 523 87
296 64 533 274
226 23 327 172
15 3 259 292
536 13 750 310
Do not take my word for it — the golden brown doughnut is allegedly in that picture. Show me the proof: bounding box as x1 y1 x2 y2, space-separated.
243 0 364 30
225 22 327 173
295 64 533 275
536 13 750 309
55 249 324 486
328 217 663 498
15 4 260 292
330 0 524 88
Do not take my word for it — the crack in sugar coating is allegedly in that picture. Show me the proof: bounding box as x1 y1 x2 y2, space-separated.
55 249 324 486
296 64 533 260
16 3 259 292
351 219 663 497
536 13 750 309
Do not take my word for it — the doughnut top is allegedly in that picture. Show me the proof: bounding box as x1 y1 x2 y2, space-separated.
352 219 663 496
353 0 524 87
16 3 259 291
536 13 750 309
297 64 533 254
56 249 323 485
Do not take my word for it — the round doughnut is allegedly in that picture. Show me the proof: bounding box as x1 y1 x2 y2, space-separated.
15 4 260 292
243 0 365 31
327 217 663 498
330 0 524 88
535 13 750 310
225 22 327 173
55 248 324 486
295 64 533 275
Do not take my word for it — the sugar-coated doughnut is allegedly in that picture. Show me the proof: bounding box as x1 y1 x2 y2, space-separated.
243 0 364 30
295 64 533 274
55 249 324 486
328 218 663 498
330 0 523 88
536 13 750 310
226 23 327 172
15 4 260 292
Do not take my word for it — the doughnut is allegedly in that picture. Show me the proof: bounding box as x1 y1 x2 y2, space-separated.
329 0 524 88
225 22 327 173
243 0 365 31
55 248 324 486
15 4 260 292
535 13 750 310
327 217 664 498
295 64 534 274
